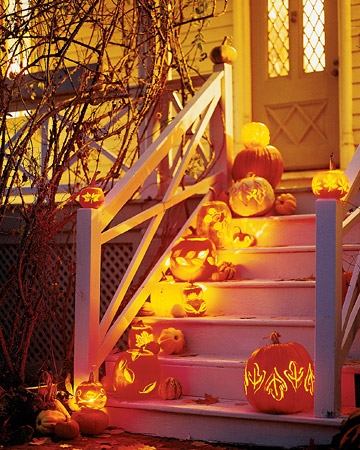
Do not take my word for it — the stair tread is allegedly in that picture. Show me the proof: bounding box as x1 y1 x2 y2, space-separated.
106 395 346 425
141 314 315 324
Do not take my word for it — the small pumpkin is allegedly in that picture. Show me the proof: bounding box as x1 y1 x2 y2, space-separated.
78 171 104 209
128 320 155 350
54 417 80 440
72 408 109 435
36 410 67 435
275 193 297 215
158 377 183 400
311 154 350 201
158 327 185 355
244 332 314 414
210 36 238 64
232 227 256 248
229 175 275 217
75 371 107 409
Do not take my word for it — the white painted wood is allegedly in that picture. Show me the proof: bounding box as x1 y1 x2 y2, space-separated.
314 199 343 418
74 208 102 387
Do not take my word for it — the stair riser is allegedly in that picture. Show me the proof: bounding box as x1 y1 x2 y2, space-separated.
151 282 315 317
219 249 316 279
143 320 315 357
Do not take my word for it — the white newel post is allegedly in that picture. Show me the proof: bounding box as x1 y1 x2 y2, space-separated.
314 199 343 417
74 208 102 389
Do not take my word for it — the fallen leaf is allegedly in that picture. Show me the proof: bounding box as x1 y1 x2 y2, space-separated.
193 393 219 405
29 437 50 445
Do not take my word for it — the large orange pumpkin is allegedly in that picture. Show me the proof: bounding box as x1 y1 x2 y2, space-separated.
169 235 217 282
244 332 314 414
229 175 275 217
232 145 284 188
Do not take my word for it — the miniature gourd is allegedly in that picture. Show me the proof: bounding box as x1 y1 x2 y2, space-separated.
275 193 297 215
35 410 67 435
54 417 80 439
244 332 314 414
158 377 183 400
158 327 185 355
229 175 275 217
72 408 109 435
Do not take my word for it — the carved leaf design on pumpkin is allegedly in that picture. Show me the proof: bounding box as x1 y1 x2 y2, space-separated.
123 365 136 384
139 381 157 395
244 362 266 394
304 363 315 395
135 331 154 348
264 367 288 401
284 361 304 391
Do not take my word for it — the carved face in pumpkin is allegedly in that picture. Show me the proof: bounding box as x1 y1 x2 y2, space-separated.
75 373 107 409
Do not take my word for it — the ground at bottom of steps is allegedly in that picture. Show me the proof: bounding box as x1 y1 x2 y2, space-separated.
0 428 336 450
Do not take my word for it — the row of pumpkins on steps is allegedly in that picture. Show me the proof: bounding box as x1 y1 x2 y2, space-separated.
105 320 315 416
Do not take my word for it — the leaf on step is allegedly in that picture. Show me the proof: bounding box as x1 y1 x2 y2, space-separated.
193 393 219 405
29 437 50 445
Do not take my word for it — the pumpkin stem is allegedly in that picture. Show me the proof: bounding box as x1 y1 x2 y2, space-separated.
269 331 281 344
222 35 233 46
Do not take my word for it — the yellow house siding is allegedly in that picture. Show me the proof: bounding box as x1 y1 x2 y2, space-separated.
352 0 360 145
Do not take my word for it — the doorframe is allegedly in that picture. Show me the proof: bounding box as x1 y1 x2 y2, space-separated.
232 1 354 170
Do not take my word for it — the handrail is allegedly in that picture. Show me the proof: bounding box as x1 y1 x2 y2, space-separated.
314 144 360 418
74 63 233 387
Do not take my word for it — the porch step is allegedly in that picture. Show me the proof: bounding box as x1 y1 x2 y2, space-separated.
104 396 345 448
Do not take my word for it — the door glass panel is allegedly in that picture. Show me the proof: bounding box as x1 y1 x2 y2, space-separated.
267 0 289 78
303 0 325 73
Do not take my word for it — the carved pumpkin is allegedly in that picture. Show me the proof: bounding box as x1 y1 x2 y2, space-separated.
241 122 270 149
196 200 232 249
275 193 297 215
312 154 350 200
232 145 284 188
78 171 104 208
75 371 107 409
158 327 185 355
113 348 161 400
244 332 314 414
210 36 238 64
158 377 183 400
229 175 275 217
128 320 155 350
54 417 80 439
182 282 206 316
72 408 109 435
169 235 217 282
232 227 256 248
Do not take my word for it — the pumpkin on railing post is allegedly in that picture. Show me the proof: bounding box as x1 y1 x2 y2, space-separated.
78 171 105 208
311 153 350 200
210 36 238 65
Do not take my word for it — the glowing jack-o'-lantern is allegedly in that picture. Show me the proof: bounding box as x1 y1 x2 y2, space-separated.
79 171 104 208
113 348 161 400
169 235 217 282
182 282 206 316
244 332 314 414
196 201 232 249
128 320 155 349
75 371 107 409
241 122 270 149
311 154 350 200
229 175 275 217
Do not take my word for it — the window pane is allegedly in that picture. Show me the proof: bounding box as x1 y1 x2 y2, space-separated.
303 0 325 73
268 0 289 78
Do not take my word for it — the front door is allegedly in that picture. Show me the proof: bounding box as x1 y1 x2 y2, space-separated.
250 0 339 171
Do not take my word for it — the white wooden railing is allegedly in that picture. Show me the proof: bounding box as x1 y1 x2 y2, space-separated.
74 63 233 387
315 146 360 418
